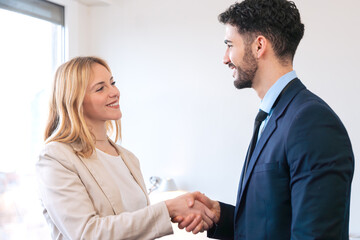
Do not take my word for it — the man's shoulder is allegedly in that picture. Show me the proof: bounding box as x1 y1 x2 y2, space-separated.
286 86 348 135
289 85 333 114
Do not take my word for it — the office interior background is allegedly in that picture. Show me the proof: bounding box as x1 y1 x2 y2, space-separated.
0 0 359 239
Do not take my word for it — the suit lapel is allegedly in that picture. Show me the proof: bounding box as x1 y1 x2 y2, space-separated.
235 79 305 217
239 119 278 198
235 152 248 208
234 120 278 216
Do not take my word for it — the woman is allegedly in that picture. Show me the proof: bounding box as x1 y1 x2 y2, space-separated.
36 56 214 239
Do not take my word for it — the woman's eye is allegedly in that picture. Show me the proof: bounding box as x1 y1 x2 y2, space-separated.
111 81 116 85
96 86 104 92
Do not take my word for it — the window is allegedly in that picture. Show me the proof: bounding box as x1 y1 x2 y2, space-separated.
0 1 64 239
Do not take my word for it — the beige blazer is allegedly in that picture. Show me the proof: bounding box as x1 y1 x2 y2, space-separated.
36 141 173 240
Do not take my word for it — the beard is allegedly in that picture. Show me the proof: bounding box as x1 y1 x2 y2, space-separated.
233 45 258 89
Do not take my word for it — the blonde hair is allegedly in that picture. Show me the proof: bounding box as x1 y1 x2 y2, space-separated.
45 56 121 158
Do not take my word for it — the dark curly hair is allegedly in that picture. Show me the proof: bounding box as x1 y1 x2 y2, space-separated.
219 0 304 62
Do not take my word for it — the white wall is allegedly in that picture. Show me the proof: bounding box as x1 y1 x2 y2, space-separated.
50 0 90 58
64 0 360 234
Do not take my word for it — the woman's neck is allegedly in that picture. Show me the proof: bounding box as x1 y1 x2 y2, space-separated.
95 136 119 156
88 121 108 141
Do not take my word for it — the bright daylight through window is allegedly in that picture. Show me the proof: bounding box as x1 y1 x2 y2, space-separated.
0 2 64 239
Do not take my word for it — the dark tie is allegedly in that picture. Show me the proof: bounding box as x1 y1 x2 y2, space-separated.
242 110 268 186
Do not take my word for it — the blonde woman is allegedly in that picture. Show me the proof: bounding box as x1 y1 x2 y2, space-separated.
36 56 215 240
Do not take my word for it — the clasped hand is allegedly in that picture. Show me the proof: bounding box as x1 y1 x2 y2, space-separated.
165 192 220 234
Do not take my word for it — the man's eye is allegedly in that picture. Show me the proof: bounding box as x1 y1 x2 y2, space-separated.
96 86 104 92
111 81 116 85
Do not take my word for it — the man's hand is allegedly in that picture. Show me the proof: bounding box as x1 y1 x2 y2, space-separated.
165 193 216 234
173 191 221 232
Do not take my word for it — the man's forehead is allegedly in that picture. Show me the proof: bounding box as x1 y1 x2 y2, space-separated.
224 25 242 41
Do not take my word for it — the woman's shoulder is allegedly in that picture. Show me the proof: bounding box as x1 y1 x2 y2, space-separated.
39 141 76 161
37 142 84 180
41 141 72 152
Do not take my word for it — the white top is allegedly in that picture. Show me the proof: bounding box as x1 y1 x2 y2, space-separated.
96 148 147 212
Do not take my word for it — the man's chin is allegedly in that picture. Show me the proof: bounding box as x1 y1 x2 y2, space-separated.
234 79 252 89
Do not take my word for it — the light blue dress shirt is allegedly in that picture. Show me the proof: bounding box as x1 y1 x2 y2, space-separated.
257 70 297 141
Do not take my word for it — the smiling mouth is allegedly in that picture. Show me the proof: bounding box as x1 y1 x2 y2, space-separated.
228 63 236 78
106 102 119 107
228 63 235 69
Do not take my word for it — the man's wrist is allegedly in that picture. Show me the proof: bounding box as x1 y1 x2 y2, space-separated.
213 201 221 224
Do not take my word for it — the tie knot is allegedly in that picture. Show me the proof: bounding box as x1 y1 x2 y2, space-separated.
255 110 268 123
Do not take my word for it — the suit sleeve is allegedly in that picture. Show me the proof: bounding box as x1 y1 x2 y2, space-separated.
286 101 354 240
36 143 173 240
207 202 235 240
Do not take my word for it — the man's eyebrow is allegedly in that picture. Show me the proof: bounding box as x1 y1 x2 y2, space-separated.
224 40 232 44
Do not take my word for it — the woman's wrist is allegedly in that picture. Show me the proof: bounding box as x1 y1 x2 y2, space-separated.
164 199 175 218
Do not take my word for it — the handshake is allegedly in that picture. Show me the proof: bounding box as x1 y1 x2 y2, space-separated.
165 192 221 234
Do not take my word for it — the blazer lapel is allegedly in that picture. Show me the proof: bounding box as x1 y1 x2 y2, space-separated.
112 142 150 205
235 79 306 217
72 142 125 214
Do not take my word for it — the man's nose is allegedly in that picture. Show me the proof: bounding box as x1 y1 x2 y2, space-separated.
223 50 230 65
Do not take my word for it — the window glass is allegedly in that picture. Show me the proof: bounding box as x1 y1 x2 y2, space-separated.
0 7 63 240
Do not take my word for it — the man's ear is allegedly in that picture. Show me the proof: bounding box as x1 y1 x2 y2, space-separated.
254 35 267 58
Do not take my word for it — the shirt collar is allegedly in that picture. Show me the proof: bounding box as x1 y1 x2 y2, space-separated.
259 70 297 113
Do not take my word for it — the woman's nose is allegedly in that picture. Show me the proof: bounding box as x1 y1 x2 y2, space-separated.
110 85 120 98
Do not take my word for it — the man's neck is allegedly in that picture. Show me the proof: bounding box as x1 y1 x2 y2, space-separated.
253 63 293 99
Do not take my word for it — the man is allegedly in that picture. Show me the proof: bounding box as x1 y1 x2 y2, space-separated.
176 0 354 239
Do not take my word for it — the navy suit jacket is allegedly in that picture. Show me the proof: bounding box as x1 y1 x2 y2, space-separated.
208 79 354 240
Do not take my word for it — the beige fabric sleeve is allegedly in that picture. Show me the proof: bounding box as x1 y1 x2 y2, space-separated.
37 142 173 240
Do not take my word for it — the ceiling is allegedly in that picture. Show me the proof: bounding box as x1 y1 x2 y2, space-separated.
76 0 113 6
